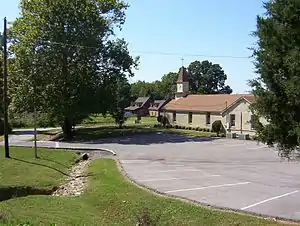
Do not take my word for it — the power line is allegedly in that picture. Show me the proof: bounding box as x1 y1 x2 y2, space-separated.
46 41 251 59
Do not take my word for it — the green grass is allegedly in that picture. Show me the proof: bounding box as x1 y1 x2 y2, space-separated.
65 125 217 142
0 147 77 189
81 114 157 127
0 159 287 225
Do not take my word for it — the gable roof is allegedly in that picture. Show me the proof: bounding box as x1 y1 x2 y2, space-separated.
125 96 151 111
177 66 189 83
149 99 169 111
135 97 150 104
163 94 254 113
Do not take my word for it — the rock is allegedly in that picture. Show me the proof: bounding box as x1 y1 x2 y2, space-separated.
75 153 89 163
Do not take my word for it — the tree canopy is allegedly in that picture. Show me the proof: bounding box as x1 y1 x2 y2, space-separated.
131 60 232 101
249 0 300 158
188 60 232 94
9 0 138 138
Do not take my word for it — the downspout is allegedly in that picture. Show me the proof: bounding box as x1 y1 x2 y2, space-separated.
240 112 243 134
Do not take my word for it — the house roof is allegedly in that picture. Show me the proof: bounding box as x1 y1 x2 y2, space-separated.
163 94 254 113
149 100 169 111
135 96 150 104
125 96 151 111
177 66 189 83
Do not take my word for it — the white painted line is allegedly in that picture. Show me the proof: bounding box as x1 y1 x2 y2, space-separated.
140 175 221 182
241 190 299 210
55 142 59 148
152 169 202 173
165 182 251 193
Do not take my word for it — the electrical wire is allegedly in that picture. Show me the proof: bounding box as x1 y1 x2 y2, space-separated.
47 41 250 59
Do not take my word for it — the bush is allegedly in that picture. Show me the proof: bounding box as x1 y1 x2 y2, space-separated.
220 133 226 137
212 120 224 136
157 115 163 123
161 116 169 127
188 127 192 130
175 125 179 129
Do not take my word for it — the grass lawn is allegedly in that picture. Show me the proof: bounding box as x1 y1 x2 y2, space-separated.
0 147 77 189
81 114 157 127
0 158 287 225
65 125 216 142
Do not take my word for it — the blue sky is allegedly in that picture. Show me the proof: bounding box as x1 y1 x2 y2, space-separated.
0 0 266 93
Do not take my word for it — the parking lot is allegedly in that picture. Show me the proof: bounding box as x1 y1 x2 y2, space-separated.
97 133 300 221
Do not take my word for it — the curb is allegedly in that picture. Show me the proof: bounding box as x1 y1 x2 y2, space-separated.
9 144 117 156
116 159 300 225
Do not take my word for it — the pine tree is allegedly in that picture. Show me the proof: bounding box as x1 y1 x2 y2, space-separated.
250 0 300 158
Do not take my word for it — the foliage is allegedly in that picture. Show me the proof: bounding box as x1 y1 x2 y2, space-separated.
161 116 169 127
188 60 232 94
131 72 177 100
249 0 300 158
156 115 163 123
9 0 138 138
108 77 132 128
212 120 223 136
131 60 232 100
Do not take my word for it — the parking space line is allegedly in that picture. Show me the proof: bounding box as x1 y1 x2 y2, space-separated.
151 169 202 173
165 182 251 193
240 190 299 210
140 175 221 182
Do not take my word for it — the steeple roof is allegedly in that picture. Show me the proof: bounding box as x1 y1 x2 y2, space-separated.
177 66 189 83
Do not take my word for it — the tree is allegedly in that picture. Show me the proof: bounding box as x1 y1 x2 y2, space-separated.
249 0 300 159
9 0 138 139
188 60 232 94
109 76 131 128
159 72 177 99
130 72 177 100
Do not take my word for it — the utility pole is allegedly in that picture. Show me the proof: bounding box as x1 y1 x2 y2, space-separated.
3 17 9 158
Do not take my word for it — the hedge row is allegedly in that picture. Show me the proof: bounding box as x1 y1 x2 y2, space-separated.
154 124 215 133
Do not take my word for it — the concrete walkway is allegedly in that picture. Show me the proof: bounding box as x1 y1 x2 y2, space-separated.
4 132 300 222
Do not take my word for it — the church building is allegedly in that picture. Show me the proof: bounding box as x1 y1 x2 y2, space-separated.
163 66 264 135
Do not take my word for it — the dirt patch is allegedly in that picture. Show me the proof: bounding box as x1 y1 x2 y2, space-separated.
53 160 90 196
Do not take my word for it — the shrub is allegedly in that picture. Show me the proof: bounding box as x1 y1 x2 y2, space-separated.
212 120 224 136
175 125 179 129
161 116 169 127
220 133 226 137
157 115 163 123
188 127 192 130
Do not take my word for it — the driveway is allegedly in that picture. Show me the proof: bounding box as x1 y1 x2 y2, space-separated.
5 132 300 221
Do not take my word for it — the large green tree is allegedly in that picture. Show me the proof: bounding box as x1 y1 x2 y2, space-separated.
188 60 232 94
9 0 138 138
250 0 300 158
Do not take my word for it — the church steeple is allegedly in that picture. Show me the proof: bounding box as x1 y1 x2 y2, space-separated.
175 66 189 100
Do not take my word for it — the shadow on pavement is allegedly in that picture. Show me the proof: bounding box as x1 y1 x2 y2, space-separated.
84 132 215 145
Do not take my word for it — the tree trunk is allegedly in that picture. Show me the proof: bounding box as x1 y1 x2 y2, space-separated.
62 117 73 140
